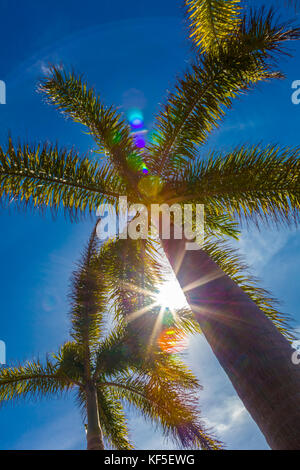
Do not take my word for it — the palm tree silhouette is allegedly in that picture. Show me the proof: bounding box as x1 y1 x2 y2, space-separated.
0 1 300 448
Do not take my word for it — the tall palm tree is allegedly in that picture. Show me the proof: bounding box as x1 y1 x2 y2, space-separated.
0 1 300 448
0 226 221 450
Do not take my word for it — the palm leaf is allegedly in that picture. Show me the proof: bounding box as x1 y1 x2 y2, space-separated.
173 144 300 228
0 359 73 404
185 0 241 52
94 323 142 377
102 372 222 450
0 138 124 220
101 236 163 321
101 235 201 339
96 387 133 450
39 67 142 187
146 7 300 177
70 223 108 348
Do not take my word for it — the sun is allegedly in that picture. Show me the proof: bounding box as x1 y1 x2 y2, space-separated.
156 279 188 311
122 275 190 355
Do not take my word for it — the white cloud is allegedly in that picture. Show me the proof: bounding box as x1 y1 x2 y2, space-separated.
219 119 258 133
185 334 269 449
234 227 293 273
203 395 247 436
25 59 62 77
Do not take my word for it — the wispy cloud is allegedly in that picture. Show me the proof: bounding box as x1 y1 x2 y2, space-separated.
234 227 294 273
219 118 259 134
185 334 269 450
203 395 247 436
127 414 176 450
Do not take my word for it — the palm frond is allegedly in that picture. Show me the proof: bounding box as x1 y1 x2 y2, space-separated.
100 235 202 339
170 306 202 335
96 387 133 450
283 0 300 11
39 67 142 186
185 0 241 52
0 359 73 404
94 323 143 378
70 222 108 348
136 354 200 391
101 236 163 320
174 144 300 228
237 7 300 60
54 342 85 383
146 8 300 177
102 372 222 450
204 209 240 239
0 138 124 220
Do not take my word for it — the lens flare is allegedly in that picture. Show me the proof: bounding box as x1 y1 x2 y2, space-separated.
158 327 188 354
134 135 146 148
127 152 144 171
128 109 144 129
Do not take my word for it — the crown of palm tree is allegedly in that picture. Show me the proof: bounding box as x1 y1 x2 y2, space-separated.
0 3 299 340
0 225 222 450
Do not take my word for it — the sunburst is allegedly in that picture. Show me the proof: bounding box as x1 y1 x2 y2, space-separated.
121 274 190 354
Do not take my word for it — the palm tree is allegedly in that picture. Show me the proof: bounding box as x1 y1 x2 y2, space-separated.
0 226 221 450
0 1 300 448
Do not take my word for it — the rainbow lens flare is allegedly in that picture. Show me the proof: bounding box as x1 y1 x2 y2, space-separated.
127 108 150 173
158 328 188 354
127 152 144 172
128 109 144 129
134 134 146 148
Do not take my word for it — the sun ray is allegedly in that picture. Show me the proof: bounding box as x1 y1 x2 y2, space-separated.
189 303 257 328
127 301 160 323
119 274 191 355
172 244 187 276
169 306 179 323
146 305 165 356
120 280 156 299
182 270 226 294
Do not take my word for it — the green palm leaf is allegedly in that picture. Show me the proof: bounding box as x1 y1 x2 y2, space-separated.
185 0 241 52
97 387 133 450
94 323 141 377
0 359 73 403
174 144 300 228
0 138 124 219
102 372 222 450
146 8 300 177
70 223 108 348
39 67 142 187
101 235 201 336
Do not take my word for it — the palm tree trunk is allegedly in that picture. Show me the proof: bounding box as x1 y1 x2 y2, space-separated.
86 384 105 450
161 234 300 449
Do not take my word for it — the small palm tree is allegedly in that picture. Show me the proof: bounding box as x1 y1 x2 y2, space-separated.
0 226 221 450
0 1 300 448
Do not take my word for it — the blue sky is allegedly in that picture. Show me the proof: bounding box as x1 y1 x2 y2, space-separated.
0 0 300 450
